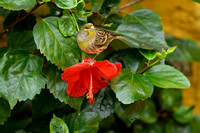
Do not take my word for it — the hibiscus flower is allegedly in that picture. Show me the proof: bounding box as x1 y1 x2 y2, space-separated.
61 57 122 104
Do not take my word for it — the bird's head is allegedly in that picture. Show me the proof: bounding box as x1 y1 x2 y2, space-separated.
80 23 96 36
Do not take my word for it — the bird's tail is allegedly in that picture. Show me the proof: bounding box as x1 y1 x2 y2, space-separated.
114 35 125 40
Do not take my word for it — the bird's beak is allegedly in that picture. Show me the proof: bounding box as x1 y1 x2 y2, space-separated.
90 26 95 32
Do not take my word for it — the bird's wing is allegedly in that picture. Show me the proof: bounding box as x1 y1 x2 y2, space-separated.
95 29 114 46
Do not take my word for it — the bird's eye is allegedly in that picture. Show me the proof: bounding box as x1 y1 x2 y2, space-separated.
85 27 88 29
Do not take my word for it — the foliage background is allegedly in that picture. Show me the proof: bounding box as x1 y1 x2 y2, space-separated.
0 0 200 133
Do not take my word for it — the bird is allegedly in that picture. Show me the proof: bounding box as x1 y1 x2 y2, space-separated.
77 23 123 59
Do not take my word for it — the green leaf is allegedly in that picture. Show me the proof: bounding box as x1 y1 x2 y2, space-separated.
0 47 7 58
0 51 46 109
58 11 77 36
0 7 11 18
0 0 35 10
140 99 157 124
7 31 36 53
33 17 81 70
166 35 200 61
89 0 105 12
143 64 190 89
123 100 145 123
166 46 177 55
105 14 123 31
159 89 182 109
74 1 87 27
139 49 157 60
50 114 69 133
63 112 99 133
32 89 61 118
0 98 10 125
3 11 36 33
114 102 131 126
111 69 154 104
108 49 146 73
140 122 165 133
99 0 121 18
54 0 78 9
191 115 200 133
116 9 168 49
46 64 83 111
173 105 194 124
193 0 200 3
82 87 115 120
166 121 193 133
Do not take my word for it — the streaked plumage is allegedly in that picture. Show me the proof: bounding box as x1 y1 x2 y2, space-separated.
77 23 122 57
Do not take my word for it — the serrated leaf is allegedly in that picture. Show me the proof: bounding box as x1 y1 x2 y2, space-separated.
143 64 190 89
123 100 145 123
63 112 99 133
139 49 157 60
50 114 69 133
58 11 77 36
46 64 83 111
111 69 154 104
89 0 105 12
0 51 46 109
33 17 81 70
7 31 36 53
108 49 146 73
0 98 10 125
0 0 35 10
140 99 157 124
82 87 115 120
173 106 194 124
116 9 168 49
32 89 61 118
166 35 200 61
54 0 78 9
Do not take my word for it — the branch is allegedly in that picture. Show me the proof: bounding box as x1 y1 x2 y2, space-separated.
120 0 143 10
138 59 160 74
0 1 45 37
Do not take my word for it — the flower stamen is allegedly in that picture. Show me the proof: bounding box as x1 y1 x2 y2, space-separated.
86 69 94 104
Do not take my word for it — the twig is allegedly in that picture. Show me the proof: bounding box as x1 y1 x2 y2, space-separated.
138 59 160 74
0 1 45 37
120 0 144 10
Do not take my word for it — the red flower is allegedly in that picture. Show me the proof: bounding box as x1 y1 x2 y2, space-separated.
61 57 122 104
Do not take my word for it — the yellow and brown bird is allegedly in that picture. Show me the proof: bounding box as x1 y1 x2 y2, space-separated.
77 23 123 59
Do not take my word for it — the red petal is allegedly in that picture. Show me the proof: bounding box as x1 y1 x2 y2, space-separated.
106 62 122 80
61 63 90 82
66 69 90 97
91 68 109 94
93 60 118 80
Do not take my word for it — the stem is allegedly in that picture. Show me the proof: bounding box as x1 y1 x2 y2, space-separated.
138 59 160 74
119 0 144 10
0 1 45 37
72 13 80 31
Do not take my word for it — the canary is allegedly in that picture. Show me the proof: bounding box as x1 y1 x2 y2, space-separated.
77 23 123 58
